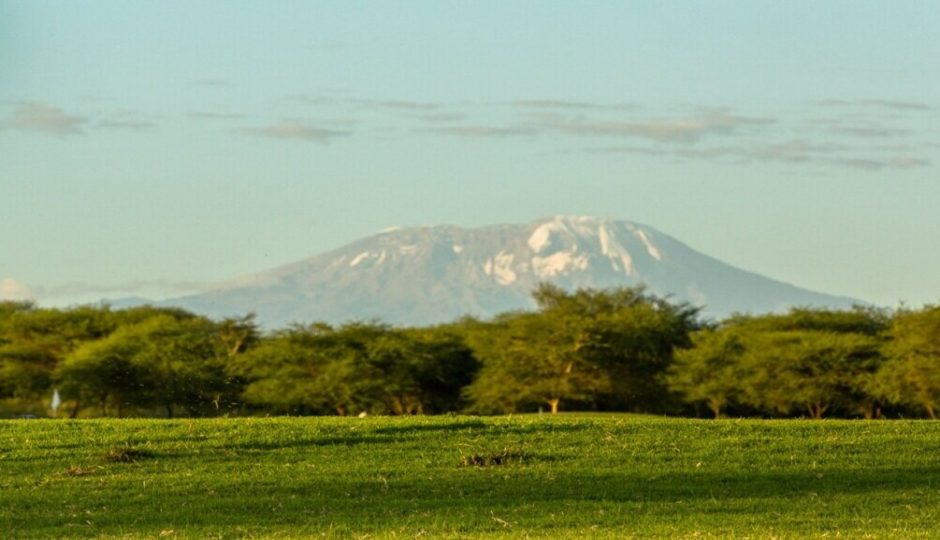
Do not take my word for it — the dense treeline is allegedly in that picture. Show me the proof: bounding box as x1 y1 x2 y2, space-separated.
2 285 940 419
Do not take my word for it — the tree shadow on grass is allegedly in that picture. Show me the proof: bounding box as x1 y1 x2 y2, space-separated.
14 463 940 536
372 420 487 435
227 434 406 451
497 423 590 435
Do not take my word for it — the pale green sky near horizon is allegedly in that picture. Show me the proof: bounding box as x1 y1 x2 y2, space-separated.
1 1 939 308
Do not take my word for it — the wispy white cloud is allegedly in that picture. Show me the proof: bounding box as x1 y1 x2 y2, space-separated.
826 126 913 138
0 278 34 302
835 156 930 171
1 103 165 135
242 122 352 143
406 112 467 123
34 280 209 299
550 113 775 143
594 139 929 171
98 119 157 130
807 116 916 139
422 125 535 138
745 141 850 163
2 101 89 136
93 109 158 131
812 99 932 111
891 157 931 168
416 109 774 143
596 140 829 162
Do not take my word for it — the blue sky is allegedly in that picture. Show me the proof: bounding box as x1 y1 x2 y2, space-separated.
1 1 939 308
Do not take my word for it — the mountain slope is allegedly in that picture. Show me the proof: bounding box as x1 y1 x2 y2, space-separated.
163 216 861 326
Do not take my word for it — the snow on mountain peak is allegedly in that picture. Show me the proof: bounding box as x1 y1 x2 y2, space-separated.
524 216 653 277
633 229 663 261
349 252 371 267
483 251 518 285
527 223 555 252
532 251 590 277
598 225 635 276
159 215 863 326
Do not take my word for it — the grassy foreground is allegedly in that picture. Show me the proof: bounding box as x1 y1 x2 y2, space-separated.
2 416 940 539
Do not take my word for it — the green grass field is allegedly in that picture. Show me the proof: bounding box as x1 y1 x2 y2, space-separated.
2 416 939 539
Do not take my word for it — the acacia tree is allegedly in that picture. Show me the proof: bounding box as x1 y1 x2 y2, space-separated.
737 330 881 419
665 329 745 418
464 284 697 414
1 304 118 415
0 341 59 413
229 323 339 414
585 304 699 413
56 330 144 417
404 326 479 413
55 314 228 417
217 314 260 358
464 310 605 414
533 283 700 413
134 316 238 417
458 318 530 414
719 308 887 419
877 306 940 418
725 306 890 336
0 301 37 339
231 322 470 416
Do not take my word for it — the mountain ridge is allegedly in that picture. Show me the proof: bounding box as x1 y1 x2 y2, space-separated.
157 216 861 326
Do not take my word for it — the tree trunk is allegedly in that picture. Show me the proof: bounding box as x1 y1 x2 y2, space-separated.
390 396 405 416
334 405 346 416
165 403 174 418
228 337 244 358
549 399 560 414
709 398 722 420
808 402 828 420
69 399 81 419
925 403 936 420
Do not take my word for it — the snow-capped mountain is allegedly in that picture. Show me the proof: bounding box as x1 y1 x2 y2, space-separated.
161 216 861 326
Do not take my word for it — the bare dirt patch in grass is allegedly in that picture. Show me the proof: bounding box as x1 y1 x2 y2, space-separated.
103 445 154 463
460 447 527 467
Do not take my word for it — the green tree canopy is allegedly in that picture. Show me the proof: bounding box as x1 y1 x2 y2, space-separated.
878 305 940 419
230 322 476 416
737 330 882 419
57 314 233 417
465 284 699 414
665 329 746 418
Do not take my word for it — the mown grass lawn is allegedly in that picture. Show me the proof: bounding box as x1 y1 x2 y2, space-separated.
2 415 939 539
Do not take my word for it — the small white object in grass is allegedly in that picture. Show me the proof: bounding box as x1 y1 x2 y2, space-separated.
358 411 369 418
51 389 61 413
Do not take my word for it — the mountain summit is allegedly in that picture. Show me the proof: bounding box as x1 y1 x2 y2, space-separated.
163 216 859 326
